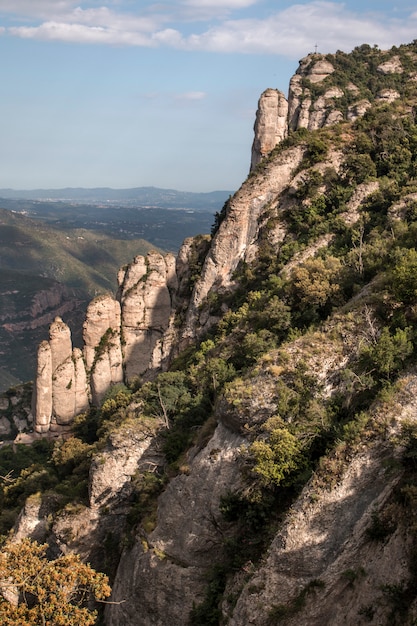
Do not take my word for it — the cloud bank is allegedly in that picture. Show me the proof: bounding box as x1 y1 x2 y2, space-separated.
1 1 417 57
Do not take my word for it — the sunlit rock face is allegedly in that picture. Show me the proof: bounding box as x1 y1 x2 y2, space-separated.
118 251 177 382
83 294 122 372
33 340 53 434
250 88 289 170
31 46 417 434
82 294 123 406
32 318 90 433
31 251 179 430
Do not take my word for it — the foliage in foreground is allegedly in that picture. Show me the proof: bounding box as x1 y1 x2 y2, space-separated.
0 537 111 626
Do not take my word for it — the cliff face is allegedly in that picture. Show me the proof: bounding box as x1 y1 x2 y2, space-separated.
105 42 417 626
13 40 417 626
31 252 180 433
31 46 411 431
117 251 177 381
250 88 289 170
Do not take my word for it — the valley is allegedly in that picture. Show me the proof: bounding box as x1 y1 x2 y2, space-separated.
0 191 227 388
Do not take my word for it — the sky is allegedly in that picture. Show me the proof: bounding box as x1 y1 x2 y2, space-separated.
0 1 416 193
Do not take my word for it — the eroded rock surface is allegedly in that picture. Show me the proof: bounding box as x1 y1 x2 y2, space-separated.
250 88 288 170
118 252 177 381
106 422 246 626
32 318 89 433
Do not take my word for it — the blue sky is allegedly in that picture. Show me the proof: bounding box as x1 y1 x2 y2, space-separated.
0 1 416 192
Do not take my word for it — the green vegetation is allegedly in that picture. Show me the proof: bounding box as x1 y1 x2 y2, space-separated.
4 40 417 625
186 43 417 621
0 537 111 625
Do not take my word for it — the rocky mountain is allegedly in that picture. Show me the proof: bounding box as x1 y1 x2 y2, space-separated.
2 41 417 626
0 208 164 388
0 195 219 390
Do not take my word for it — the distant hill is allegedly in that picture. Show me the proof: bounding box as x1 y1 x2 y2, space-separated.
0 188 226 389
0 196 226 252
0 186 233 210
0 208 164 387
0 208 160 294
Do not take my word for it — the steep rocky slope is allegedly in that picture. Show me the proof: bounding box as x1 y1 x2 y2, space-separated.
3 41 417 626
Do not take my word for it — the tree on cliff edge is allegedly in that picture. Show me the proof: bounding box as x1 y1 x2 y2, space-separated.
0 537 111 625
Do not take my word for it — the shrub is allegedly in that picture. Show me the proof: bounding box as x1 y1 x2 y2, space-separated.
248 426 303 490
389 248 417 304
0 537 110 626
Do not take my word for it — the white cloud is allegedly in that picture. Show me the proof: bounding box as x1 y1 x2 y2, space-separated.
175 91 207 100
9 22 156 46
152 28 183 47
0 1 77 19
3 1 417 55
70 7 161 32
182 0 256 7
174 2 417 56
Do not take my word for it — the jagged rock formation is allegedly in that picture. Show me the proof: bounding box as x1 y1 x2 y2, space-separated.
12 40 417 626
250 88 288 170
32 318 90 433
104 42 417 626
183 144 305 339
251 54 340 169
32 252 180 432
251 47 408 171
31 43 416 433
117 251 177 381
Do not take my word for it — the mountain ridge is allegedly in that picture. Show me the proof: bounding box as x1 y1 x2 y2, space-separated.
0 186 233 209
2 40 417 626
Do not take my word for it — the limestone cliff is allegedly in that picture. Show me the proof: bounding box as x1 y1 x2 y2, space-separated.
12 40 417 626
252 48 405 170
31 43 412 430
31 251 180 432
250 88 288 170
103 42 417 626
117 251 177 381
32 318 89 433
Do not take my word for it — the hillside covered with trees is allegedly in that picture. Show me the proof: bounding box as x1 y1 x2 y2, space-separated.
2 41 417 625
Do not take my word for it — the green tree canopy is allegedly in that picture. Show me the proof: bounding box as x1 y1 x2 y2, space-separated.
0 537 111 626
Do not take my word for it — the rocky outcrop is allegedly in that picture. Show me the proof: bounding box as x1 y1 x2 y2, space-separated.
32 341 53 433
287 55 339 132
106 422 246 626
83 294 123 406
377 88 401 103
118 251 177 382
89 420 161 510
250 50 414 170
32 252 180 431
32 318 89 434
252 56 338 166
183 144 305 339
347 99 372 121
31 45 417 433
377 55 403 74
250 89 288 170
